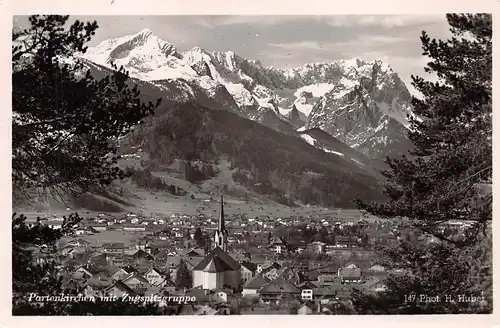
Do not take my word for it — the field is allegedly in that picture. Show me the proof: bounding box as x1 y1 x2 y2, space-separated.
13 158 384 234
123 190 376 221
15 193 376 223
60 230 149 248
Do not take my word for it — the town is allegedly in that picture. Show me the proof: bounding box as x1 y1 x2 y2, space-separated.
30 195 475 315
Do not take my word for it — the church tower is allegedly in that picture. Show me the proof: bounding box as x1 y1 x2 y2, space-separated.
214 194 228 251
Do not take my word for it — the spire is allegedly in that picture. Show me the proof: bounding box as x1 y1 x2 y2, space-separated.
214 194 228 251
219 194 225 232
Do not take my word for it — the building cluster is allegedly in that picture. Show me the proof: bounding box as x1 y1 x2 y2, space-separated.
33 195 475 315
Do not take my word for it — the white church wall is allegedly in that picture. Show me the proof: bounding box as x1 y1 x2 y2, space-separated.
193 271 205 288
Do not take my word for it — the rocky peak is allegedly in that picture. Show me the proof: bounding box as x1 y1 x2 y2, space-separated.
83 30 415 160
191 61 213 79
304 60 414 160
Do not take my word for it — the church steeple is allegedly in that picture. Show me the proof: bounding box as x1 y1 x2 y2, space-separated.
214 194 228 251
219 194 225 232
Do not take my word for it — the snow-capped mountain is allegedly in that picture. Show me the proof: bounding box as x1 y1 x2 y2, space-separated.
304 60 415 159
82 28 415 159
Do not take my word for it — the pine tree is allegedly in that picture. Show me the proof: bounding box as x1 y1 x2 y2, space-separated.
12 15 161 199
175 260 193 289
353 14 492 314
193 227 205 248
12 15 161 315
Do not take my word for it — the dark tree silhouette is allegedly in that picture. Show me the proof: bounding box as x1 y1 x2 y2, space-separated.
12 15 160 199
193 227 205 248
175 260 193 290
12 15 161 315
354 14 492 314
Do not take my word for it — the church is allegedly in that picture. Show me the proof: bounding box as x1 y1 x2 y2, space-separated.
192 195 241 290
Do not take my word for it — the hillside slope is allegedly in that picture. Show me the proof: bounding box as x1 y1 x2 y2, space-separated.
121 103 385 208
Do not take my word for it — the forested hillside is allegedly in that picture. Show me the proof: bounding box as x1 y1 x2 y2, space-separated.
123 103 384 207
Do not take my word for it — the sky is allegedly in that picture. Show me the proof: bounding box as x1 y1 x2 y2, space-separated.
14 15 452 95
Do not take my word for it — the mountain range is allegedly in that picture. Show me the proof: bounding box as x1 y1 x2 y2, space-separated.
19 28 420 210
81 28 416 161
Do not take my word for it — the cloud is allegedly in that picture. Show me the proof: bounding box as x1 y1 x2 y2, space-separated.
267 41 331 52
265 34 414 58
191 15 445 29
190 15 322 28
328 15 445 28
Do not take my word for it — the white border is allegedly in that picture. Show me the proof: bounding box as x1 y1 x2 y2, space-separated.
1 1 499 327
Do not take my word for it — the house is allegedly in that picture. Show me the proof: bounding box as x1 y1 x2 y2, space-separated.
262 267 281 281
122 272 150 290
298 301 315 315
88 253 109 266
313 287 339 303
102 242 125 254
90 223 108 232
144 267 166 286
259 261 282 274
334 236 358 248
242 274 270 297
131 249 154 262
83 279 110 298
103 281 137 298
195 305 220 315
318 274 339 287
124 225 146 232
338 267 362 284
215 305 231 315
258 277 300 304
46 221 63 230
166 255 204 280
74 228 87 235
212 289 239 308
335 285 354 302
110 266 137 281
344 263 359 269
357 277 387 294
317 265 340 275
297 281 319 290
136 239 150 251
153 250 169 264
269 236 287 254
307 241 326 254
278 267 301 285
187 248 204 257
364 263 387 278
185 287 212 304
107 254 125 267
84 275 113 294
72 265 99 280
367 264 386 272
66 238 92 248
176 303 196 315
301 289 313 301
61 247 77 259
51 216 65 222
240 261 257 283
